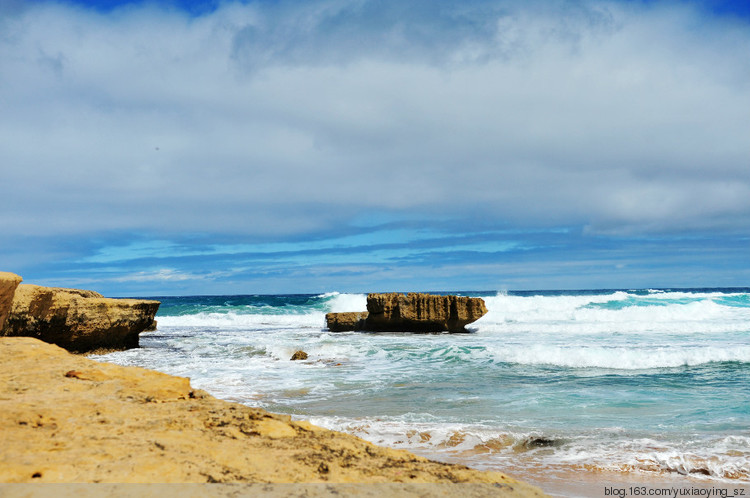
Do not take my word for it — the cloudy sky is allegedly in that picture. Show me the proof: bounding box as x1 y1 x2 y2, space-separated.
1 0 749 296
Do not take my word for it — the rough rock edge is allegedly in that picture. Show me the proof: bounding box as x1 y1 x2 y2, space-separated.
1 283 160 353
0 337 547 496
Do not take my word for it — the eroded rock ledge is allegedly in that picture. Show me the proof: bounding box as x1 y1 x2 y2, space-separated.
0 273 159 353
0 336 546 496
326 293 488 333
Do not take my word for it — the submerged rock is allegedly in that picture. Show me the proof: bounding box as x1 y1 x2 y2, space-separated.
290 350 308 361
521 437 562 449
326 293 487 333
1 283 160 353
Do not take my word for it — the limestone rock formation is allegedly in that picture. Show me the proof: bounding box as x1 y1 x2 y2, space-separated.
0 336 547 496
326 293 487 333
366 293 488 332
0 272 22 331
2 284 160 353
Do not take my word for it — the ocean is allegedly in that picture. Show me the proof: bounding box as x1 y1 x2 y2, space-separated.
93 289 750 493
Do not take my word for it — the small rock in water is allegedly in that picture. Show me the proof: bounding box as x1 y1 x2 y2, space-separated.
290 350 308 361
522 436 560 449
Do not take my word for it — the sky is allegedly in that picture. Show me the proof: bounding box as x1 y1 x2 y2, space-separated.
1 0 749 296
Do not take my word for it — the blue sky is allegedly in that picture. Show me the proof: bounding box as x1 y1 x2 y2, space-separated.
1 0 749 296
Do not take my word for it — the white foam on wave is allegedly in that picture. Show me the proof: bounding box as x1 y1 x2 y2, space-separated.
485 344 750 369
631 451 750 480
320 292 367 312
155 292 367 328
614 435 750 480
306 337 750 370
153 315 750 371
304 416 750 481
477 291 750 335
157 312 325 329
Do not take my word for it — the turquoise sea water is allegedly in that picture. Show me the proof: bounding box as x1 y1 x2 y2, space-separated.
94 289 750 486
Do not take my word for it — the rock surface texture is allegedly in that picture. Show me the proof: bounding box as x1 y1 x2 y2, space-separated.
325 311 369 332
326 293 488 333
0 336 547 496
290 350 309 361
1 284 160 353
0 272 22 331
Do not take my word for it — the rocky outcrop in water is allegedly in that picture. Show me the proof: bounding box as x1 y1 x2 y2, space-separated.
0 272 23 330
326 293 487 333
1 283 160 353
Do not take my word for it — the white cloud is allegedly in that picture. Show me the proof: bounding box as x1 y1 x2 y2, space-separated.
0 0 748 241
113 268 237 283
114 269 195 282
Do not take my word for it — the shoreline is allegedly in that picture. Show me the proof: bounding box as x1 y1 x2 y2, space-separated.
456 462 750 498
0 337 546 496
330 430 750 497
